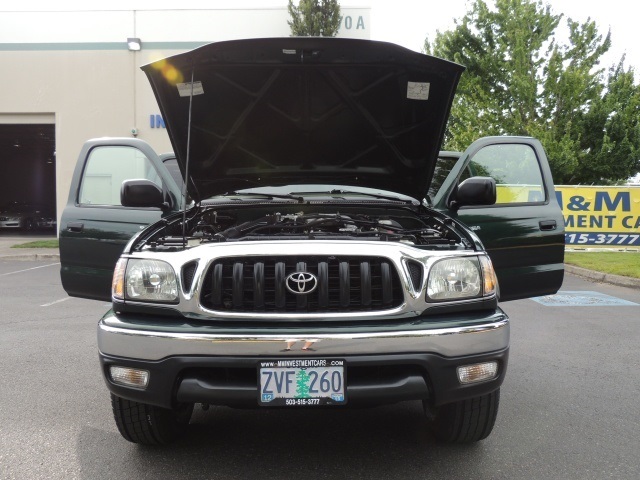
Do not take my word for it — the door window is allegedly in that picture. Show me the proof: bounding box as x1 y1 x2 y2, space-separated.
79 146 162 206
465 144 545 204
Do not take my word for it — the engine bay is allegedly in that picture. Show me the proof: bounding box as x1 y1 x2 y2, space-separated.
138 203 471 251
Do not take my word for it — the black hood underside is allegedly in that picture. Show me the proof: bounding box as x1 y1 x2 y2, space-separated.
142 38 464 202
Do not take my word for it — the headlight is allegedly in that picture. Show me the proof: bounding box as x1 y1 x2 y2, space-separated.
426 255 496 302
111 258 178 303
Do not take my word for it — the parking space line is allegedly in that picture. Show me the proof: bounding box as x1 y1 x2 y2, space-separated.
0 262 60 277
41 297 71 307
531 290 639 307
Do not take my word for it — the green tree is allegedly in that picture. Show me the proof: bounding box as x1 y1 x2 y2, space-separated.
288 0 341 37
425 0 640 184
578 61 640 184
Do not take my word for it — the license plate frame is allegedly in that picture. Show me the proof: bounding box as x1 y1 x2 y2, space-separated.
258 359 347 406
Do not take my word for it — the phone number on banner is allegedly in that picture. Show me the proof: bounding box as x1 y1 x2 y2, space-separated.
565 233 640 246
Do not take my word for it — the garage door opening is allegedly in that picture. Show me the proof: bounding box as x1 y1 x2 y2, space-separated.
0 123 56 233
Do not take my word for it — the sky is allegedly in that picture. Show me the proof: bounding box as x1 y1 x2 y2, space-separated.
5 0 638 72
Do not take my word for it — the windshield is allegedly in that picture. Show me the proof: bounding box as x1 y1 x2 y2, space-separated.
163 158 420 204
427 155 460 200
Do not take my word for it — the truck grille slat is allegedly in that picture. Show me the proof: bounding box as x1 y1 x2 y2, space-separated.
211 264 223 307
318 261 329 308
361 261 371 306
339 261 350 308
381 262 392 306
254 262 265 309
275 262 286 308
232 262 243 309
201 256 403 314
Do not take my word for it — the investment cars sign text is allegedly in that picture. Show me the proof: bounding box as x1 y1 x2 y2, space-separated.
556 186 640 246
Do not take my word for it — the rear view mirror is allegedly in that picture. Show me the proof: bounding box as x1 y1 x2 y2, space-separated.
451 176 496 210
121 179 165 208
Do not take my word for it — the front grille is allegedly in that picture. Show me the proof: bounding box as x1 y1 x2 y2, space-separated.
200 256 403 313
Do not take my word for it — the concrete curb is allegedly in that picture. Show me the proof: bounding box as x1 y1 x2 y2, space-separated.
0 253 60 261
565 264 640 290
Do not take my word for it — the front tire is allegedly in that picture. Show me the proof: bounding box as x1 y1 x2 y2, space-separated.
110 394 194 445
426 389 500 443
22 218 34 231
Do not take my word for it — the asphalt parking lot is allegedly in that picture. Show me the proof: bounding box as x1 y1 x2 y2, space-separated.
1 259 639 480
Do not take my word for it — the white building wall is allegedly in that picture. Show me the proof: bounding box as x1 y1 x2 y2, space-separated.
0 7 370 226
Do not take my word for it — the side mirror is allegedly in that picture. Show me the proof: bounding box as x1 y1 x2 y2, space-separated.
121 179 165 208
450 176 496 211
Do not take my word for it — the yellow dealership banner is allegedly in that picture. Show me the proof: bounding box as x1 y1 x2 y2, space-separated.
555 186 640 246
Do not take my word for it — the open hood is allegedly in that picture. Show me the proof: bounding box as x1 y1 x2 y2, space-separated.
142 38 464 202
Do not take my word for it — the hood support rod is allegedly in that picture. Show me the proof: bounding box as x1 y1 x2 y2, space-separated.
182 67 196 247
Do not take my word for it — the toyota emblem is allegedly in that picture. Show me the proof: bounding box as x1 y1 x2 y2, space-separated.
285 272 318 295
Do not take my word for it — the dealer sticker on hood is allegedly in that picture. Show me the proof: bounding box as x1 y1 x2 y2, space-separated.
407 81 430 100
177 81 204 97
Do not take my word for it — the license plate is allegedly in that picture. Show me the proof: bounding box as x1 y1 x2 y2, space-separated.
258 359 346 406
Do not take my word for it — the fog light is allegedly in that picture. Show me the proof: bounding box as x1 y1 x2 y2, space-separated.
110 366 149 388
457 361 498 384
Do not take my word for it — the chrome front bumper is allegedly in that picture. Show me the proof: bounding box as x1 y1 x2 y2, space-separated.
98 310 510 361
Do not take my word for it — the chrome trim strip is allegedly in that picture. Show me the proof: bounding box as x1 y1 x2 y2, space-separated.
98 316 509 361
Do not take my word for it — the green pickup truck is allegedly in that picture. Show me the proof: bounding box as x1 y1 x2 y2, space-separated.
59 37 564 445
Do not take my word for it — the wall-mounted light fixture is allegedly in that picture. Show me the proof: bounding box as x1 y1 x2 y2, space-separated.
127 38 142 51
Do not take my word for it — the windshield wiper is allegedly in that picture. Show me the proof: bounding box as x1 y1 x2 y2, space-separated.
223 191 304 202
289 189 416 203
